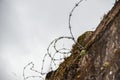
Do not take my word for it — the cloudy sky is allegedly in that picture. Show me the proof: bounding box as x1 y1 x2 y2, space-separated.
0 0 115 80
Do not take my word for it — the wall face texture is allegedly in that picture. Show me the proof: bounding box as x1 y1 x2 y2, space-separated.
46 1 120 80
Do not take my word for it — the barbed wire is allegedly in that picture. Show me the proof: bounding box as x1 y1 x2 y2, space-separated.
23 0 86 80
69 0 85 50
23 62 44 80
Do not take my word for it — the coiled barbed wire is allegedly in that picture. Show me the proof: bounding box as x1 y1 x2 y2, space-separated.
23 62 44 80
23 0 85 80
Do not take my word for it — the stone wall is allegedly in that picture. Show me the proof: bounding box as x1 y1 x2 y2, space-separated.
45 1 120 80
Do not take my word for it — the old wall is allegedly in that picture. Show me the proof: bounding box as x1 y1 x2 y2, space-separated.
45 1 120 80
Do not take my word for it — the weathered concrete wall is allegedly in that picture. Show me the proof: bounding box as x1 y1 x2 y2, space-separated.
46 1 120 80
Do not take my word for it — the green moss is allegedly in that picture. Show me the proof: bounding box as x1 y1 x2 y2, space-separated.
77 31 93 47
80 49 86 56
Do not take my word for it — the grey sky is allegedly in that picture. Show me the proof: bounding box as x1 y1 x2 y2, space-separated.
0 0 115 80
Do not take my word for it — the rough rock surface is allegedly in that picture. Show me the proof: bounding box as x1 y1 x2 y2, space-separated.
46 1 120 80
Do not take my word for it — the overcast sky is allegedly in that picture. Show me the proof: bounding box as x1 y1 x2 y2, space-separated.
0 0 115 80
